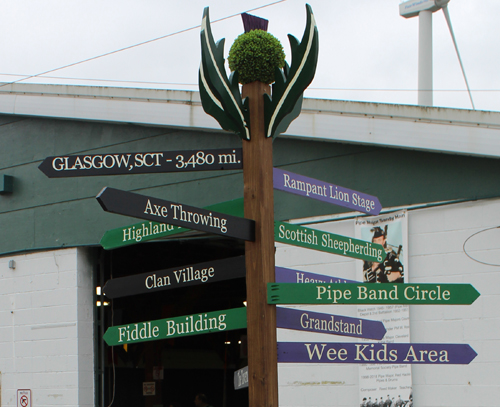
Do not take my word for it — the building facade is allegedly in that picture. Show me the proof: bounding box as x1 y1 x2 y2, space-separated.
0 83 499 406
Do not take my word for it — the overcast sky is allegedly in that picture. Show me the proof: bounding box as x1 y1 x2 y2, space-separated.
1 0 499 112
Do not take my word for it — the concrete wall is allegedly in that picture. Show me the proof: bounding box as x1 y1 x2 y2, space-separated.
275 198 500 407
0 248 94 407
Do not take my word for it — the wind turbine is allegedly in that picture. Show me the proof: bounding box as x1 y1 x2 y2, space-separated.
399 0 475 109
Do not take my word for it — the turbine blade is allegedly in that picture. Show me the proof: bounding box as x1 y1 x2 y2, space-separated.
442 5 475 109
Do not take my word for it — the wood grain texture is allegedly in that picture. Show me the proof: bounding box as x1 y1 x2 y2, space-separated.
242 81 278 407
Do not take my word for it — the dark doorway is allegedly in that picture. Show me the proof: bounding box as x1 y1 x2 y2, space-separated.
96 236 248 407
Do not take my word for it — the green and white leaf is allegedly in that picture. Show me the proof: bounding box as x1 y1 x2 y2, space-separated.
199 7 250 140
264 4 319 139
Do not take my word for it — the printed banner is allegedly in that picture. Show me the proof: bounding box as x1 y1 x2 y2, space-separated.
355 210 412 405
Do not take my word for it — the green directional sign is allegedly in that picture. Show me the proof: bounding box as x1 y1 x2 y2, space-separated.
275 221 384 262
103 307 247 346
100 198 244 249
267 283 480 305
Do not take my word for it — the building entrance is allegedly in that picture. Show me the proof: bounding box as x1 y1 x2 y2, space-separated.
96 237 248 407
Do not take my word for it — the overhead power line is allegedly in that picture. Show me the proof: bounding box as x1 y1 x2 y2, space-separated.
0 0 288 90
1 71 498 93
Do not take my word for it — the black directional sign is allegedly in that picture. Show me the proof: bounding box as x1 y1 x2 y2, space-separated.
39 148 243 177
102 256 246 299
96 187 255 241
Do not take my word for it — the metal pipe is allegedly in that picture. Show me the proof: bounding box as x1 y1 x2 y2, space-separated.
418 10 433 106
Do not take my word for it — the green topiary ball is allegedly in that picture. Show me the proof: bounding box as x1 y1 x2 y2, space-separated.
228 29 285 85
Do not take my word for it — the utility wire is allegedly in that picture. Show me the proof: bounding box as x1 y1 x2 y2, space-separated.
0 0 288 90
1 72 498 92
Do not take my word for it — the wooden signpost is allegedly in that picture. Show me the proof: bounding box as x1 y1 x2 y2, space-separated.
268 282 480 305
96 187 255 241
102 256 245 299
198 5 319 406
39 148 243 177
241 80 279 407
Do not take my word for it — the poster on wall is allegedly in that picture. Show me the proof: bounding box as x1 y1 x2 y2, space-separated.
355 210 413 406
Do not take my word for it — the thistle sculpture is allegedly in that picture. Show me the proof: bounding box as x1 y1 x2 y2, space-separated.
198 6 318 407
199 4 319 140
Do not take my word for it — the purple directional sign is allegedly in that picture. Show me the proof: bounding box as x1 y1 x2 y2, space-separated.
273 168 382 215
277 342 477 364
275 266 358 284
276 307 386 340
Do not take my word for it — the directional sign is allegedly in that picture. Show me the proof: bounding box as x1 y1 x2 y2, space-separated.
278 342 477 365
234 366 249 390
96 187 255 241
39 148 243 177
277 342 477 364
273 168 382 215
99 198 244 250
276 307 386 340
103 307 247 346
275 266 358 284
102 256 246 299
268 283 480 305
275 221 384 262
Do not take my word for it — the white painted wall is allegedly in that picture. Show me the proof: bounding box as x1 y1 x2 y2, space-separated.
0 248 94 407
276 198 500 407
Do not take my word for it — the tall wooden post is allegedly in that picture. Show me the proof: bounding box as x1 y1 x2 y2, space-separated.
242 81 278 407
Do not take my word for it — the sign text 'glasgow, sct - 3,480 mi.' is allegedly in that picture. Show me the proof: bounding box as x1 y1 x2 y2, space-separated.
39 148 242 177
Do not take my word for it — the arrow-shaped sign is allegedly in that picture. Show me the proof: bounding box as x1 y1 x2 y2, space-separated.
275 266 358 284
96 187 255 241
276 307 386 340
268 283 480 305
102 256 245 299
99 198 244 250
39 148 243 177
277 342 477 364
103 307 247 346
273 168 382 215
275 221 384 262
